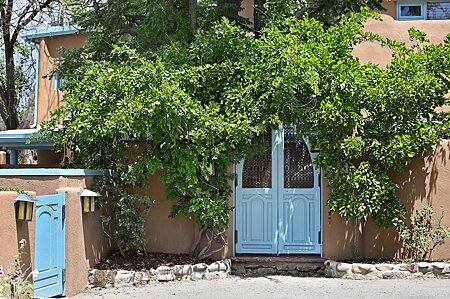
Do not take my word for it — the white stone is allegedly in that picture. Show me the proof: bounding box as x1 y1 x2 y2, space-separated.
93 270 116 288
208 260 231 273
173 265 193 279
375 264 394 271
324 260 338 271
432 262 447 275
324 260 341 278
442 266 450 275
397 263 417 273
193 263 208 272
208 259 231 273
352 264 375 274
156 266 175 282
133 271 151 284
115 270 135 286
417 262 433 274
336 263 352 272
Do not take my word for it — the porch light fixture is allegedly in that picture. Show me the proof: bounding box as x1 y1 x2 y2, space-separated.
15 193 37 222
81 189 101 213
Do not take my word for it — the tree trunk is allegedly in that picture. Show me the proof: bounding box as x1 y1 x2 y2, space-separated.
186 0 197 30
4 44 19 130
254 0 265 33
352 218 362 261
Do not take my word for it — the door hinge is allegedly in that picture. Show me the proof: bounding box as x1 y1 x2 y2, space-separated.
62 205 66 223
235 174 238 187
318 231 321 244
62 269 66 285
235 230 238 244
318 173 321 187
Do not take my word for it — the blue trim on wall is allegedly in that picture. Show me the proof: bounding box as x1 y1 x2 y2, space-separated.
21 26 79 41
0 130 53 149
0 169 112 176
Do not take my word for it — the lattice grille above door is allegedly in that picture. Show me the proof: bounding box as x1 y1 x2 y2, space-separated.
284 125 314 188
242 131 272 188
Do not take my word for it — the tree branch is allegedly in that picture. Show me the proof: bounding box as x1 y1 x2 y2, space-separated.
12 0 55 44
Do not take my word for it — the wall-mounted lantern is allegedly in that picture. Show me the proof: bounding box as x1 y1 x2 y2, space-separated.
15 193 37 222
81 189 101 213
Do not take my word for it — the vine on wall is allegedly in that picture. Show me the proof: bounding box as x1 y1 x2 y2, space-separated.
41 9 450 257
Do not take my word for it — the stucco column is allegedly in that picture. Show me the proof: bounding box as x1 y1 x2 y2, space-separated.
0 151 6 164
56 187 87 297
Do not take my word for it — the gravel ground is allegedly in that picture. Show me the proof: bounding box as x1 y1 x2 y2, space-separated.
73 276 450 299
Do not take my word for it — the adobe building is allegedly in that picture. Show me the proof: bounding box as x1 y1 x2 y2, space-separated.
0 1 449 297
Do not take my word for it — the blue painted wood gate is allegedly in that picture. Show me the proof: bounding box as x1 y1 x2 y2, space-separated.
235 125 321 254
34 192 66 298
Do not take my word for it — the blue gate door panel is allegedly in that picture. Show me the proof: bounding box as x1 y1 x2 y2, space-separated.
235 130 279 254
235 126 322 255
34 192 65 298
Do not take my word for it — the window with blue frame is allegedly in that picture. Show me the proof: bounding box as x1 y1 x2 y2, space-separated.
397 2 426 20
54 71 67 90
397 2 450 20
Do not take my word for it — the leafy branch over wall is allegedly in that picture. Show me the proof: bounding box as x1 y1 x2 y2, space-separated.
40 4 450 258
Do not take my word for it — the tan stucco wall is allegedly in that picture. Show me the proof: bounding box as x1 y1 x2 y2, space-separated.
37 34 88 125
60 187 113 297
143 171 197 253
0 191 36 282
353 13 450 67
0 175 94 195
240 0 254 25
322 140 450 260
123 143 197 254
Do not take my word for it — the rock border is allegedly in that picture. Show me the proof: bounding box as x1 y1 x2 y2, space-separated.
90 259 231 288
324 260 450 280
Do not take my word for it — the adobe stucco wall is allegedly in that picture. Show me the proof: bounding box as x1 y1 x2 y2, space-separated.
123 143 197 254
322 140 450 260
0 191 36 276
353 13 450 67
0 176 112 297
60 187 113 297
37 33 88 125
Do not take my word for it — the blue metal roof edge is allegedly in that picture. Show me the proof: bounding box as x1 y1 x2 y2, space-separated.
0 169 112 176
0 131 53 149
21 26 80 41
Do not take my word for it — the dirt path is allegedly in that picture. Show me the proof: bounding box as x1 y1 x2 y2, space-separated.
73 276 450 298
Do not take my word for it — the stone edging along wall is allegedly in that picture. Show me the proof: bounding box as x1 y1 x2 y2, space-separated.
325 260 450 279
90 259 231 288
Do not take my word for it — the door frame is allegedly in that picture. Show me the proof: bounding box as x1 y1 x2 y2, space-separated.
233 128 323 256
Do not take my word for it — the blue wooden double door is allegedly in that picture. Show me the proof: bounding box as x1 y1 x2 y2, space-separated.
235 125 321 254
34 192 66 298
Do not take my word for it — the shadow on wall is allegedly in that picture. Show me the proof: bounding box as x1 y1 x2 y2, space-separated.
324 141 450 260
82 207 114 268
365 140 450 259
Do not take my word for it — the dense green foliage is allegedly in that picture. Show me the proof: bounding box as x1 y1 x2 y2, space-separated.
41 2 450 254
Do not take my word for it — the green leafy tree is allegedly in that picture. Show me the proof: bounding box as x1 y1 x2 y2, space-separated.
42 3 450 259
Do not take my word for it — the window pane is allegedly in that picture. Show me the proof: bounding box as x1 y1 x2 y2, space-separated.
400 5 423 17
428 2 450 20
